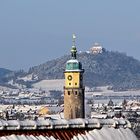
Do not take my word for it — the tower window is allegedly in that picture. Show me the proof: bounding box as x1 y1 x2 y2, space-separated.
68 91 70 95
69 83 71 85
75 83 77 85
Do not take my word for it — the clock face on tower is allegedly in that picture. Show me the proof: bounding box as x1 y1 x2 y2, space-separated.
67 75 72 81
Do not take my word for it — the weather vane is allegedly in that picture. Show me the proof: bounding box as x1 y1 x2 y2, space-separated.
72 34 76 47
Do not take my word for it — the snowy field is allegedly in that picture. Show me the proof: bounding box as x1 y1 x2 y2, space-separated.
32 79 64 91
33 79 140 94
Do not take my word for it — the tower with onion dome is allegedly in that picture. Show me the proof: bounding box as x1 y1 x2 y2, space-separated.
64 34 85 119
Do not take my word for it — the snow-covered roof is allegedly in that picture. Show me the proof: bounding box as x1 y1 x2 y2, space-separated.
0 118 131 130
66 59 79 63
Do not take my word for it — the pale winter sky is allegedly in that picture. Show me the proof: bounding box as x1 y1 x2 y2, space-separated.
0 0 140 70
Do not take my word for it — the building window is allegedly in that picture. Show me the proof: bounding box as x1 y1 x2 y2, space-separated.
75 83 77 85
68 91 70 95
75 91 78 95
69 83 71 85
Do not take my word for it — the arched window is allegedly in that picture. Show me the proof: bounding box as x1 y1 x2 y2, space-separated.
68 91 70 95
75 91 78 95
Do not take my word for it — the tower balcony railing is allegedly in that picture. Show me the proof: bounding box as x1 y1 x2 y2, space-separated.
63 86 85 90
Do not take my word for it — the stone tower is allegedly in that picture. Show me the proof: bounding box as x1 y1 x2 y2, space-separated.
64 34 85 119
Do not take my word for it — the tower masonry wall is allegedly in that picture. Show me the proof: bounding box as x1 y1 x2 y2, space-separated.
64 87 85 119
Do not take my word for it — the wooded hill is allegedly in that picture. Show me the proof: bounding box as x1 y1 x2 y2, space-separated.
28 51 140 91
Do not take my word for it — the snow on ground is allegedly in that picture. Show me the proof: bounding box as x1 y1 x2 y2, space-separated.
32 79 64 91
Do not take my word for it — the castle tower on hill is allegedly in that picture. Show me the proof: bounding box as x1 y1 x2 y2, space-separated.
64 34 85 119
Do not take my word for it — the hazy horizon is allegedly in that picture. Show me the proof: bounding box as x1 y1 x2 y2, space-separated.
0 0 140 71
